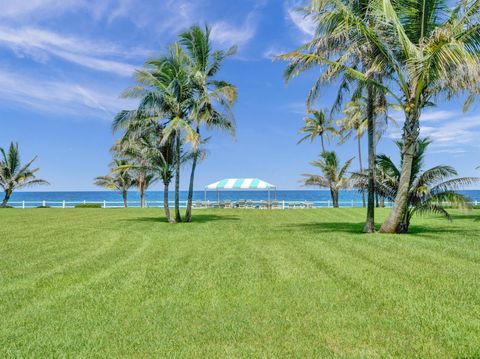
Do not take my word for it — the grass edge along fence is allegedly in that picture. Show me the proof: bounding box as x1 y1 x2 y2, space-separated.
6 199 480 209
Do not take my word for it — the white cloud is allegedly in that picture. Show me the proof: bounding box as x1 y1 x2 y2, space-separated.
0 26 141 76
262 45 287 60
0 67 133 119
211 13 257 48
386 109 480 154
284 0 316 40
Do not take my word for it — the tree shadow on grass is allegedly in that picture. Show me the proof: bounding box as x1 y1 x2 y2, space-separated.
279 220 479 237
123 214 240 224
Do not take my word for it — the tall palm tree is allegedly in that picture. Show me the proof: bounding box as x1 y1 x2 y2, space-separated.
94 159 135 208
122 43 199 222
373 139 478 233
297 108 336 153
0 142 49 207
281 0 480 233
179 25 237 222
302 151 354 207
280 0 390 233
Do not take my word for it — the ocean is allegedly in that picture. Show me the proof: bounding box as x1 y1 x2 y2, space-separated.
6 190 480 208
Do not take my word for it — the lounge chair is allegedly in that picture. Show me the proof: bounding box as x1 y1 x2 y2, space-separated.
219 201 226 209
271 200 280 209
260 200 268 209
246 200 253 209
225 200 232 208
238 200 246 209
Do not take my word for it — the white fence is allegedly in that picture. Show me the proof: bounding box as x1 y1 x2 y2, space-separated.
6 199 479 209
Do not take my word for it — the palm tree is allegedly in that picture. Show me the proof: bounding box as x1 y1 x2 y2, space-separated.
0 142 49 207
113 111 176 221
281 0 480 233
373 139 478 233
302 151 354 207
298 108 336 153
94 159 135 208
280 0 390 233
179 25 237 222
337 99 368 206
122 43 198 223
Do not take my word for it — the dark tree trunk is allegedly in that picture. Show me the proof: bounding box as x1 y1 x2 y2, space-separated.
363 82 376 233
357 136 366 208
139 180 145 208
380 195 385 208
163 181 173 223
122 191 128 208
330 189 339 208
174 130 182 223
380 109 420 233
1 190 12 208
185 127 200 223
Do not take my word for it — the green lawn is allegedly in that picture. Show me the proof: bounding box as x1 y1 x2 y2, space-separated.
1 208 479 358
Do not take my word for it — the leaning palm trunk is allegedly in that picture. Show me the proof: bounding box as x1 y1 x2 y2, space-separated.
380 110 420 233
174 130 182 223
163 181 173 223
330 188 339 208
363 83 376 233
1 190 12 208
139 179 146 208
185 151 198 223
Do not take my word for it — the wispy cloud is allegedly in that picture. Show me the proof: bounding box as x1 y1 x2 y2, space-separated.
211 13 258 48
0 67 133 119
386 109 480 154
0 26 141 76
262 45 287 60
284 0 315 40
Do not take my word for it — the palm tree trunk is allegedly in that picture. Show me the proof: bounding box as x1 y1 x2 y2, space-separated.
139 180 145 208
320 135 326 153
330 189 339 208
174 130 182 223
1 190 12 208
380 110 420 233
185 127 200 223
357 136 366 208
380 195 385 208
163 181 173 223
122 191 128 208
363 82 376 233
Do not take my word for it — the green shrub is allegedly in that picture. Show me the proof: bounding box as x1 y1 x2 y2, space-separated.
36 206 51 209
74 203 102 209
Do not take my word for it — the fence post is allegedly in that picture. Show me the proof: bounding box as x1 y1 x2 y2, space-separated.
22 201 25 209
351 200 354 207
62 200 66 209
103 200 106 209
282 200 285 210
42 200 46 207
84 200 86 204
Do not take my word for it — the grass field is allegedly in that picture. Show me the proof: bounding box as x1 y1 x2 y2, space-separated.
1 208 479 358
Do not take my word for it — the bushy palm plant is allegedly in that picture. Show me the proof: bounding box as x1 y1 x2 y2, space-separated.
94 159 135 208
0 142 49 207
302 151 354 207
354 139 479 233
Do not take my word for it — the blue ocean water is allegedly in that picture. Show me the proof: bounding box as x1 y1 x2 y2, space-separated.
7 190 480 207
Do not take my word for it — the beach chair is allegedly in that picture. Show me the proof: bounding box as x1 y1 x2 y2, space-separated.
238 200 246 209
194 200 203 208
271 200 280 209
260 200 268 209
246 200 253 209
219 201 226 209
225 200 232 208
304 201 313 209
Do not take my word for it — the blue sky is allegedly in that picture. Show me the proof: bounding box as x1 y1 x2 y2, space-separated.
0 0 479 191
